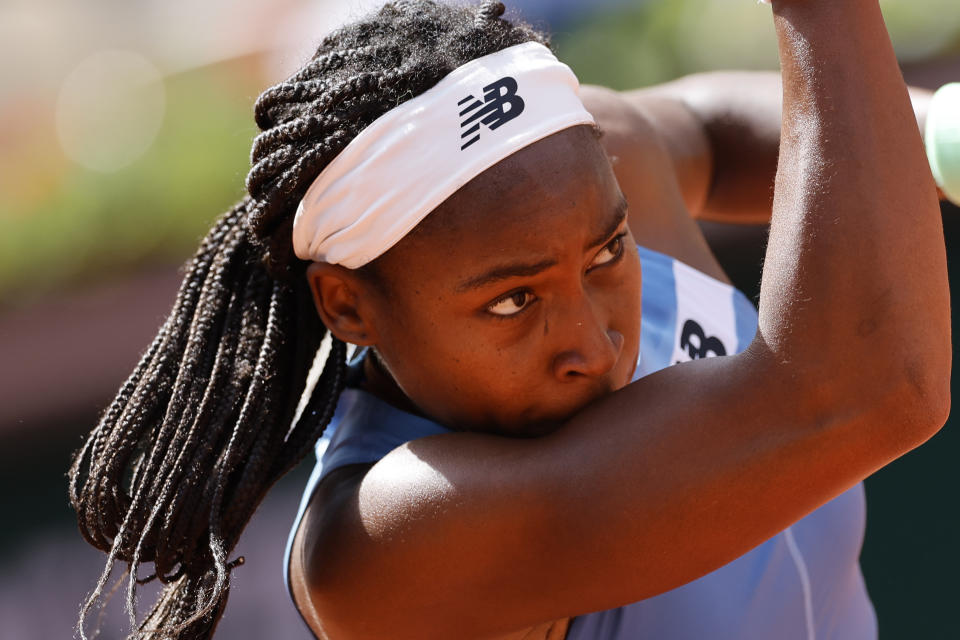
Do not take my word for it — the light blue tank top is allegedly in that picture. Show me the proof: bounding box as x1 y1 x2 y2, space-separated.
285 245 876 639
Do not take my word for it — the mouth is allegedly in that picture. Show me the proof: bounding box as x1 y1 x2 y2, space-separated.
500 382 618 438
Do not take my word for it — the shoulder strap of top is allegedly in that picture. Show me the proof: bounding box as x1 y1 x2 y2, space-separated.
319 387 451 473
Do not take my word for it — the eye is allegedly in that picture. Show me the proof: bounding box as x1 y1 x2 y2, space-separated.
487 290 537 318
589 232 627 270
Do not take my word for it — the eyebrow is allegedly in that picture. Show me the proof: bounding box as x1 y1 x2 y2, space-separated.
455 257 559 292
585 194 628 251
455 196 630 293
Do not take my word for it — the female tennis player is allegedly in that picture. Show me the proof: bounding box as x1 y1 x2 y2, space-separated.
69 1 952 639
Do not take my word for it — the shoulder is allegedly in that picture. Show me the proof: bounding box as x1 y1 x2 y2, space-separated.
580 85 671 163
285 428 572 639
288 463 372 639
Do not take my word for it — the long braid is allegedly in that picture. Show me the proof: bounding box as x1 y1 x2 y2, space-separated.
69 2 548 638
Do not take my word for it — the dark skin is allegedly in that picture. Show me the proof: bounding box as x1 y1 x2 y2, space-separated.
290 2 951 638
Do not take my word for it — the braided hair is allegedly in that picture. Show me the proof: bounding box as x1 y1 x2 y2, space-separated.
68 2 547 638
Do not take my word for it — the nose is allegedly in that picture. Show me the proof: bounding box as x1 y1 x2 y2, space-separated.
551 299 624 381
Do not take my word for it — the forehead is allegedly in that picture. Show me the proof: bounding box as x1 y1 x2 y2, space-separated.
374 125 624 283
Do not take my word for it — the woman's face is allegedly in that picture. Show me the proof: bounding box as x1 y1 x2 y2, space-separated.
323 125 642 436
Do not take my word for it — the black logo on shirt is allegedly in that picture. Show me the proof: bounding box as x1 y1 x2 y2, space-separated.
458 76 525 150
678 319 727 361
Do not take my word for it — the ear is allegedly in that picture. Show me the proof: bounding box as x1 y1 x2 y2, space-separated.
305 262 379 346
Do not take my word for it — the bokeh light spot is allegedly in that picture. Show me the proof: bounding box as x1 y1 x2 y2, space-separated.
55 50 166 173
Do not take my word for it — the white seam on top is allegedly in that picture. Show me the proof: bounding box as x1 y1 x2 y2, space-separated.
783 526 816 640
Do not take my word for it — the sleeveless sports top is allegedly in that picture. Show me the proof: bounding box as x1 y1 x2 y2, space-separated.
285 245 877 640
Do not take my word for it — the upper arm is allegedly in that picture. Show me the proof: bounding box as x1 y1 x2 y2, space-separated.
590 72 941 226
295 348 923 640
629 72 782 224
585 73 785 225
580 84 713 219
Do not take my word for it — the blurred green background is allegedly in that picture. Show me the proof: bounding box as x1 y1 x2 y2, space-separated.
0 0 957 637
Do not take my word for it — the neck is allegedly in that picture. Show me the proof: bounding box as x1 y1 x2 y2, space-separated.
361 350 426 418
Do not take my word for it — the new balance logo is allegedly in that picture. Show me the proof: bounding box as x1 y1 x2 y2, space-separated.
677 319 727 362
457 76 525 150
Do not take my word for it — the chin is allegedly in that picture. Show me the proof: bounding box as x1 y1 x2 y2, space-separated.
503 386 618 438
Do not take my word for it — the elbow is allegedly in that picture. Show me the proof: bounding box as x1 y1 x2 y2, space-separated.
880 357 952 450
754 338 951 454
834 350 953 455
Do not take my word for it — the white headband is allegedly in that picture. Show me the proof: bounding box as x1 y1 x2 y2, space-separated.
292 41 596 268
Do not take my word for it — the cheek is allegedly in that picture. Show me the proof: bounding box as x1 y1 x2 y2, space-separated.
427 320 541 396
385 312 548 425
371 294 510 400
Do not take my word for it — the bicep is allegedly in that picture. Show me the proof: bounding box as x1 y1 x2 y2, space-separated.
301 349 891 639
